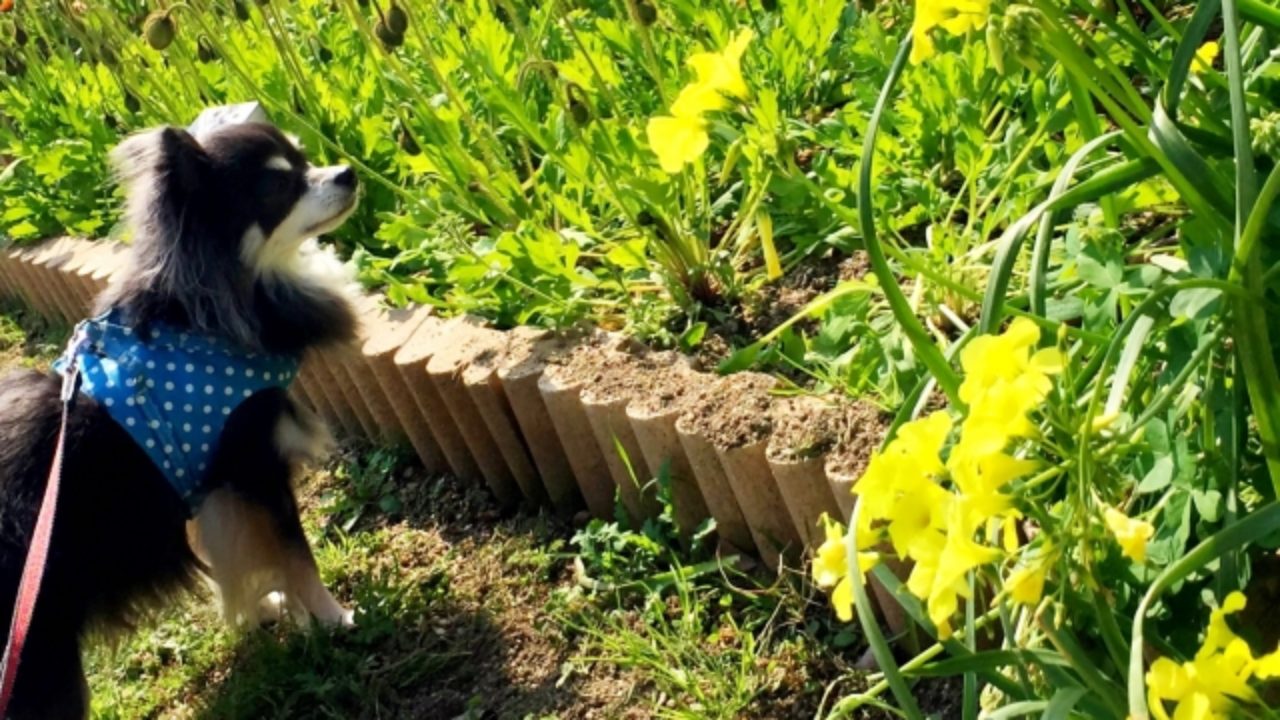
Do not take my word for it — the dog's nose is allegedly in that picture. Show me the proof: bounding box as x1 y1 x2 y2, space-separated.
334 166 357 188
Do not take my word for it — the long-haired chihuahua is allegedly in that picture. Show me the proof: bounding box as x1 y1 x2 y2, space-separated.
0 122 360 719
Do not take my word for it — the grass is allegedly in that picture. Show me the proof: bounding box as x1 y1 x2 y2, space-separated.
0 303 890 719
0 300 67 369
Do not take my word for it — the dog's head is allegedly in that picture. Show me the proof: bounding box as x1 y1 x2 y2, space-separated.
113 122 359 275
104 123 360 347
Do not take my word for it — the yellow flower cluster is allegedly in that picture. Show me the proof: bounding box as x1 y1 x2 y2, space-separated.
811 318 1061 637
1147 592 1280 720
911 0 992 64
645 30 752 174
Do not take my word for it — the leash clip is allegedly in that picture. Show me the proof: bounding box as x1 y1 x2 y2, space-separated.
58 326 88 404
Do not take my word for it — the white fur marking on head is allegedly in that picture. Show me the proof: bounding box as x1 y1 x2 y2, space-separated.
239 224 267 267
241 163 360 303
265 155 293 171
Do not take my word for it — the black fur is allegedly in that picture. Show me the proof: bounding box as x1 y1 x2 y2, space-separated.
98 123 355 354
0 123 357 719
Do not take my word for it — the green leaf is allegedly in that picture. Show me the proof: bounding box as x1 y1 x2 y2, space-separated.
1138 456 1174 494
1077 246 1123 290
905 649 1072 678
605 238 648 270
982 702 1049 720
1042 687 1089 720
678 322 707 352
1192 488 1223 523
1168 287 1221 322
717 342 761 374
1147 489 1192 565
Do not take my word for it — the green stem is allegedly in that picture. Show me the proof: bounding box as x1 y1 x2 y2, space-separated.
846 502 923 720
1130 326 1226 429
1224 46 1280 490
858 37 961 405
625 0 669 106
1239 0 1280 30
962 577 977 720
1222 0 1259 223
1066 73 1119 227
990 131 1119 332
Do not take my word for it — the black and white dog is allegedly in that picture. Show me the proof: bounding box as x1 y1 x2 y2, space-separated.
0 122 361 718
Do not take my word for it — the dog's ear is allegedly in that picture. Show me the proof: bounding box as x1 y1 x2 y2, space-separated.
157 127 210 190
111 126 210 193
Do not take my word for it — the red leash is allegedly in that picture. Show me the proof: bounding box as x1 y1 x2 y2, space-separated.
0 358 79 717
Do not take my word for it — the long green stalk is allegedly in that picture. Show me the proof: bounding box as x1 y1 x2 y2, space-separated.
858 37 961 405
1222 0 1280 490
846 502 923 720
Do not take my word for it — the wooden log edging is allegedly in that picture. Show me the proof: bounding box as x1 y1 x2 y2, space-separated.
0 237 889 572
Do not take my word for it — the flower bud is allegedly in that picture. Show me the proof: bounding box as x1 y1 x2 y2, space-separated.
1251 112 1280 160
197 38 216 63
386 2 408 35
375 20 404 49
632 0 657 26
1001 6 1044 73
144 12 176 51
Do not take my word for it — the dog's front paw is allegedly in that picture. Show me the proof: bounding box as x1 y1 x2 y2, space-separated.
314 605 357 629
339 607 356 628
256 591 288 627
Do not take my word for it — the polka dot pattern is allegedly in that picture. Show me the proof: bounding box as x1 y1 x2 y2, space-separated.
54 311 300 507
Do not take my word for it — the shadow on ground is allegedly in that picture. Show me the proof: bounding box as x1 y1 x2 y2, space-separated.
188 448 630 720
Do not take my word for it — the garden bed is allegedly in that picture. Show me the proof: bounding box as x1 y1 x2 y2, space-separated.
0 237 886 574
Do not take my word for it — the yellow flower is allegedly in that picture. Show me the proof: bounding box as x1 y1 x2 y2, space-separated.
646 114 710 174
830 575 854 622
812 515 848 589
688 29 753 99
1254 646 1280 679
854 411 952 519
647 83 727 174
1000 515 1020 552
905 558 942 627
911 0 993 64
884 477 950 561
958 317 1061 408
928 502 1001 612
646 29 752 174
1198 592 1248 660
894 410 954 467
838 317 1064 636
1104 507 1154 563
947 447 1032 509
1192 41 1219 75
1142 590 1280 719
1006 565 1045 606
811 515 878 623
669 82 728 118
1146 595 1258 719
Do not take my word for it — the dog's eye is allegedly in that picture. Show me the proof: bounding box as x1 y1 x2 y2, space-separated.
259 170 296 196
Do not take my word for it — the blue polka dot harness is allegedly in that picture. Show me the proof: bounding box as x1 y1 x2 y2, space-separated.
54 310 300 513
